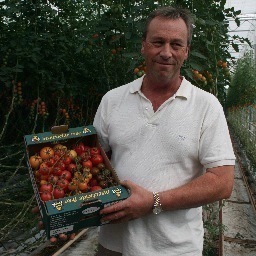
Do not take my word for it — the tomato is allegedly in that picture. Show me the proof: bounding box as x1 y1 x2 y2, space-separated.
90 185 102 192
97 163 105 170
34 170 41 179
40 174 49 181
40 179 48 186
53 166 62 176
79 151 91 161
68 182 77 191
39 163 50 175
90 147 101 155
57 179 69 191
82 160 93 169
53 187 65 199
78 181 88 192
60 170 72 180
67 163 77 173
55 161 66 171
73 142 86 155
39 183 53 193
67 149 77 161
91 154 103 166
29 155 43 169
50 237 58 243
40 191 52 201
46 157 55 167
40 147 55 160
63 156 72 166
48 175 59 184
89 178 98 187
53 144 67 156
59 233 68 241
90 167 100 176
52 154 60 163
73 171 83 179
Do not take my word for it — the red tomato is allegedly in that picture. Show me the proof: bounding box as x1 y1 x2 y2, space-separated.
89 178 98 187
40 191 52 201
52 154 60 163
90 147 101 155
91 154 103 166
39 162 50 175
40 147 55 160
53 187 65 199
60 170 72 180
50 237 58 243
55 161 66 171
67 163 77 173
79 151 91 161
73 142 86 155
57 179 69 191
46 157 55 167
53 166 62 176
39 183 53 193
82 160 93 169
63 156 72 166
90 185 102 192
40 174 49 181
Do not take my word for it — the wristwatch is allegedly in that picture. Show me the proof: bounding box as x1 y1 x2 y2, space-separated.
152 192 163 215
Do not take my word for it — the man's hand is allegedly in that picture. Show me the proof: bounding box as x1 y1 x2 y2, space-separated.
100 180 154 224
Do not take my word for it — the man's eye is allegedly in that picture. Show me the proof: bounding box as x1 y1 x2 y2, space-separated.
152 41 163 47
171 43 183 50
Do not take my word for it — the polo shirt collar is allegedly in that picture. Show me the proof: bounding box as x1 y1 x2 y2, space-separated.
129 75 191 100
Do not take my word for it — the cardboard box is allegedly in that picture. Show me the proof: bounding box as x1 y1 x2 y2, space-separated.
24 125 129 238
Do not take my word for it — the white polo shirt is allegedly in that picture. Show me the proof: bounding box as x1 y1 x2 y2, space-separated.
93 76 236 256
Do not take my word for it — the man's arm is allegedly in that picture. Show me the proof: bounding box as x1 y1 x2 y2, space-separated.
159 165 234 211
100 165 234 223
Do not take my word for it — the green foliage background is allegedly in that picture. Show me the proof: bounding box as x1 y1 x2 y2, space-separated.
227 52 256 107
0 0 251 254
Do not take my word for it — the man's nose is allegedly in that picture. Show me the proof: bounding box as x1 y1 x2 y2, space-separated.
159 44 173 59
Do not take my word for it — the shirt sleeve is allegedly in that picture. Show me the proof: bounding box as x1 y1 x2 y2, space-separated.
199 100 236 169
93 95 111 153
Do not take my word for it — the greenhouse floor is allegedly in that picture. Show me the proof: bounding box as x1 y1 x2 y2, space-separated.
222 162 256 255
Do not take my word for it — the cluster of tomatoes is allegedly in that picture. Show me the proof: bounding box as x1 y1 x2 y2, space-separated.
29 142 117 202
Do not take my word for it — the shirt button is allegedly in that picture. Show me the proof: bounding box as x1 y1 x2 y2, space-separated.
145 107 148 110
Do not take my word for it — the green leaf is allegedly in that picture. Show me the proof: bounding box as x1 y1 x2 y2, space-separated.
190 51 207 60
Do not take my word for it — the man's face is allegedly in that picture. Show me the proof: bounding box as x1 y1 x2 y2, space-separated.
141 17 189 83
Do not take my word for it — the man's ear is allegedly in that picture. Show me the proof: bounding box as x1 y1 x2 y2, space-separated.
141 39 145 55
185 45 190 60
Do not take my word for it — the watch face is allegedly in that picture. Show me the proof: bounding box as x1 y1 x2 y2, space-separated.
153 206 162 215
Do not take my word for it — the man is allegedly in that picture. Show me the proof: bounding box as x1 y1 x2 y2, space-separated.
93 6 235 256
